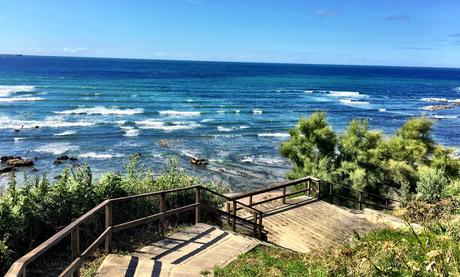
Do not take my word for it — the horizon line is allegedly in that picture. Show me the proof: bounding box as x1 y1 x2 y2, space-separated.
2 53 460 70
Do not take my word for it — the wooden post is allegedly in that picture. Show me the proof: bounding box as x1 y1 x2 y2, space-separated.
252 213 257 236
317 180 321 200
71 227 80 277
249 195 253 207
159 192 166 234
105 204 112 255
258 212 263 239
232 200 237 231
282 186 286 204
358 192 363 210
195 187 201 224
329 183 333 203
226 202 231 225
307 179 311 197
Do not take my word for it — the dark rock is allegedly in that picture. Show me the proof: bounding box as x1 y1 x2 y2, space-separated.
0 167 14 174
1 156 22 162
32 168 39 172
53 160 63 165
34 126 40 129
5 158 34 167
14 129 20 132
54 175 62 180
56 155 70 161
69 157 78 161
190 157 208 166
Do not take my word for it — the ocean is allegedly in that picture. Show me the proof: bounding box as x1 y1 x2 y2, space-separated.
0 56 459 191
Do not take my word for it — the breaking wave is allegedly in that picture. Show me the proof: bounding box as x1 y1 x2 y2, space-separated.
0 85 35 97
55 106 143 115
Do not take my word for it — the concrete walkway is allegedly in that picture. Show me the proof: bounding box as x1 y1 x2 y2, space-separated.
96 223 260 277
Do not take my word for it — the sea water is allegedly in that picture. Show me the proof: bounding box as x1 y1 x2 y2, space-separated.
1 56 459 191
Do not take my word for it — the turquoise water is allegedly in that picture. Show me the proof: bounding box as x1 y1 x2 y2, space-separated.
1 56 459 190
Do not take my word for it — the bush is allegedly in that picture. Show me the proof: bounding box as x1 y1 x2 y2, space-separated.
0 156 224 275
281 112 460 202
416 167 449 202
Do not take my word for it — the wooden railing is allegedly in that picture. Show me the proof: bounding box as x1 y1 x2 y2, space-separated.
6 177 397 277
5 185 264 277
230 176 399 211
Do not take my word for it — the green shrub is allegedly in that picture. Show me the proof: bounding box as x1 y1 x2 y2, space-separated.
416 167 449 202
0 156 224 276
281 112 460 202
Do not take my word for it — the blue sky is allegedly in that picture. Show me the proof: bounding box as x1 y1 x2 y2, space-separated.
1 0 459 67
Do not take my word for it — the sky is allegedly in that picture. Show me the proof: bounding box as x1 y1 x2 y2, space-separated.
0 0 460 67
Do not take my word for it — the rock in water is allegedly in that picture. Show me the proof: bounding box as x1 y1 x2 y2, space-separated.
0 167 14 174
69 157 78 161
5 158 34 167
56 155 70 161
1 156 22 162
190 157 208 166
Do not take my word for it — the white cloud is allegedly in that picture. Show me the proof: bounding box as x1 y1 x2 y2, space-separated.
314 9 341 17
53 47 88 54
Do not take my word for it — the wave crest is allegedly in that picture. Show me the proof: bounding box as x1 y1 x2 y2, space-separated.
55 106 143 115
0 85 35 97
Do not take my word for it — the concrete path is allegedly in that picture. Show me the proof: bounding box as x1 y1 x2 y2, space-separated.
96 223 260 277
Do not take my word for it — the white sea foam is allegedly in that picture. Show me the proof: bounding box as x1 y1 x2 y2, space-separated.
242 155 284 165
56 106 143 115
304 90 314 93
35 143 79 155
0 85 35 97
180 149 199 158
234 109 240 113
329 91 363 98
258 133 290 138
421 97 448 102
200 118 214 123
0 97 44 102
186 99 194 103
217 126 234 132
159 110 200 117
79 152 123 159
430 115 458 119
120 126 140 137
54 130 77 136
339 99 370 105
0 115 96 129
252 109 263 114
14 137 23 143
217 110 226 114
136 119 200 131
239 125 249 129
378 108 386 112
453 87 460 93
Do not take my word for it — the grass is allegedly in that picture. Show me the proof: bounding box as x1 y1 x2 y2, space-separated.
214 209 460 276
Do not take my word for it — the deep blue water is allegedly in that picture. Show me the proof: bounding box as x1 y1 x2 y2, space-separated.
1 56 459 191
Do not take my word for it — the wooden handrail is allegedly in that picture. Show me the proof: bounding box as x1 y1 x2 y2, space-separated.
230 176 312 200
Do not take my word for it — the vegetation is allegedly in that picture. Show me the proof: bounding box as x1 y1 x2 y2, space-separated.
215 199 460 276
0 156 224 275
281 112 460 202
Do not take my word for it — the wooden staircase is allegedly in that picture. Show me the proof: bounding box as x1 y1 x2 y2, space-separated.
95 223 260 276
6 177 401 277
